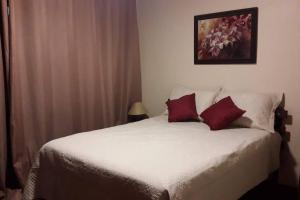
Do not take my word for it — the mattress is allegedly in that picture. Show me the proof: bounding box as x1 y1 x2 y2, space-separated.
23 115 281 200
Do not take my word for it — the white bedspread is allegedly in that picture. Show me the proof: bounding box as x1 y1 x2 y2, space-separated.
24 116 281 200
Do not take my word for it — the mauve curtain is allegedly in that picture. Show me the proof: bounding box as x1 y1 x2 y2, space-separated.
0 37 6 199
0 0 9 198
9 0 141 186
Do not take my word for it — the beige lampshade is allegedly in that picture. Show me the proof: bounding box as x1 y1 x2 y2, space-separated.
128 102 147 115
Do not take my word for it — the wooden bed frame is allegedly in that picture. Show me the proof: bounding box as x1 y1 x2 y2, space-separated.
274 105 289 137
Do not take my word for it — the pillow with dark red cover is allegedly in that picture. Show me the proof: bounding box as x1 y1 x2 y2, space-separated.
200 96 246 130
166 93 198 122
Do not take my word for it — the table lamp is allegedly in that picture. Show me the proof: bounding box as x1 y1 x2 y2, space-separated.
128 102 148 122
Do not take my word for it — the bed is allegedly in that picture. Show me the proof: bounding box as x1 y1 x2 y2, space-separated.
23 114 282 200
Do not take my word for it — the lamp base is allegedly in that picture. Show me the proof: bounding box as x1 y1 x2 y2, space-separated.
128 114 149 123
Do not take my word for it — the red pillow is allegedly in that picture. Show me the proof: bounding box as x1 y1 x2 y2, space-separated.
166 93 198 122
200 96 245 130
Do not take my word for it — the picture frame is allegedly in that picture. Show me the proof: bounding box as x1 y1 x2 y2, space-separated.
194 7 258 65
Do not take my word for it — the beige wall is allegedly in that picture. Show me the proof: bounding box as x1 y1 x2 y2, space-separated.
137 0 300 186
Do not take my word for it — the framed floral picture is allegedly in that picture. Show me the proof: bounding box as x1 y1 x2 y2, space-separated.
194 7 258 64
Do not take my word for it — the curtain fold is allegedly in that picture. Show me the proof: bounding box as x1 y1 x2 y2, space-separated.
0 37 7 199
9 0 141 187
0 0 9 198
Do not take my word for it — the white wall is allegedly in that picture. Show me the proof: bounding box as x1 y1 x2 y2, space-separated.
137 0 300 186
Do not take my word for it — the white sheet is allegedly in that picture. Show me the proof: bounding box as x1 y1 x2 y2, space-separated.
24 116 281 200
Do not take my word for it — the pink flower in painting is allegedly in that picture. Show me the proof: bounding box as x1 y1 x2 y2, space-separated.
198 14 252 59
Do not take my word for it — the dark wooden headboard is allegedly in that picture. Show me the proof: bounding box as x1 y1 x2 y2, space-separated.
274 105 288 137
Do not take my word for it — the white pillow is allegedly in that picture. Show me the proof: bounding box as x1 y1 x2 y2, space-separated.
166 86 221 115
216 90 282 132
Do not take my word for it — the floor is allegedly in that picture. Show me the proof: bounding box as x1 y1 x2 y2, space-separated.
1 182 298 200
0 189 22 200
240 181 298 200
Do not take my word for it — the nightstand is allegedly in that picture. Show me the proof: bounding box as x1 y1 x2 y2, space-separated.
128 114 149 122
